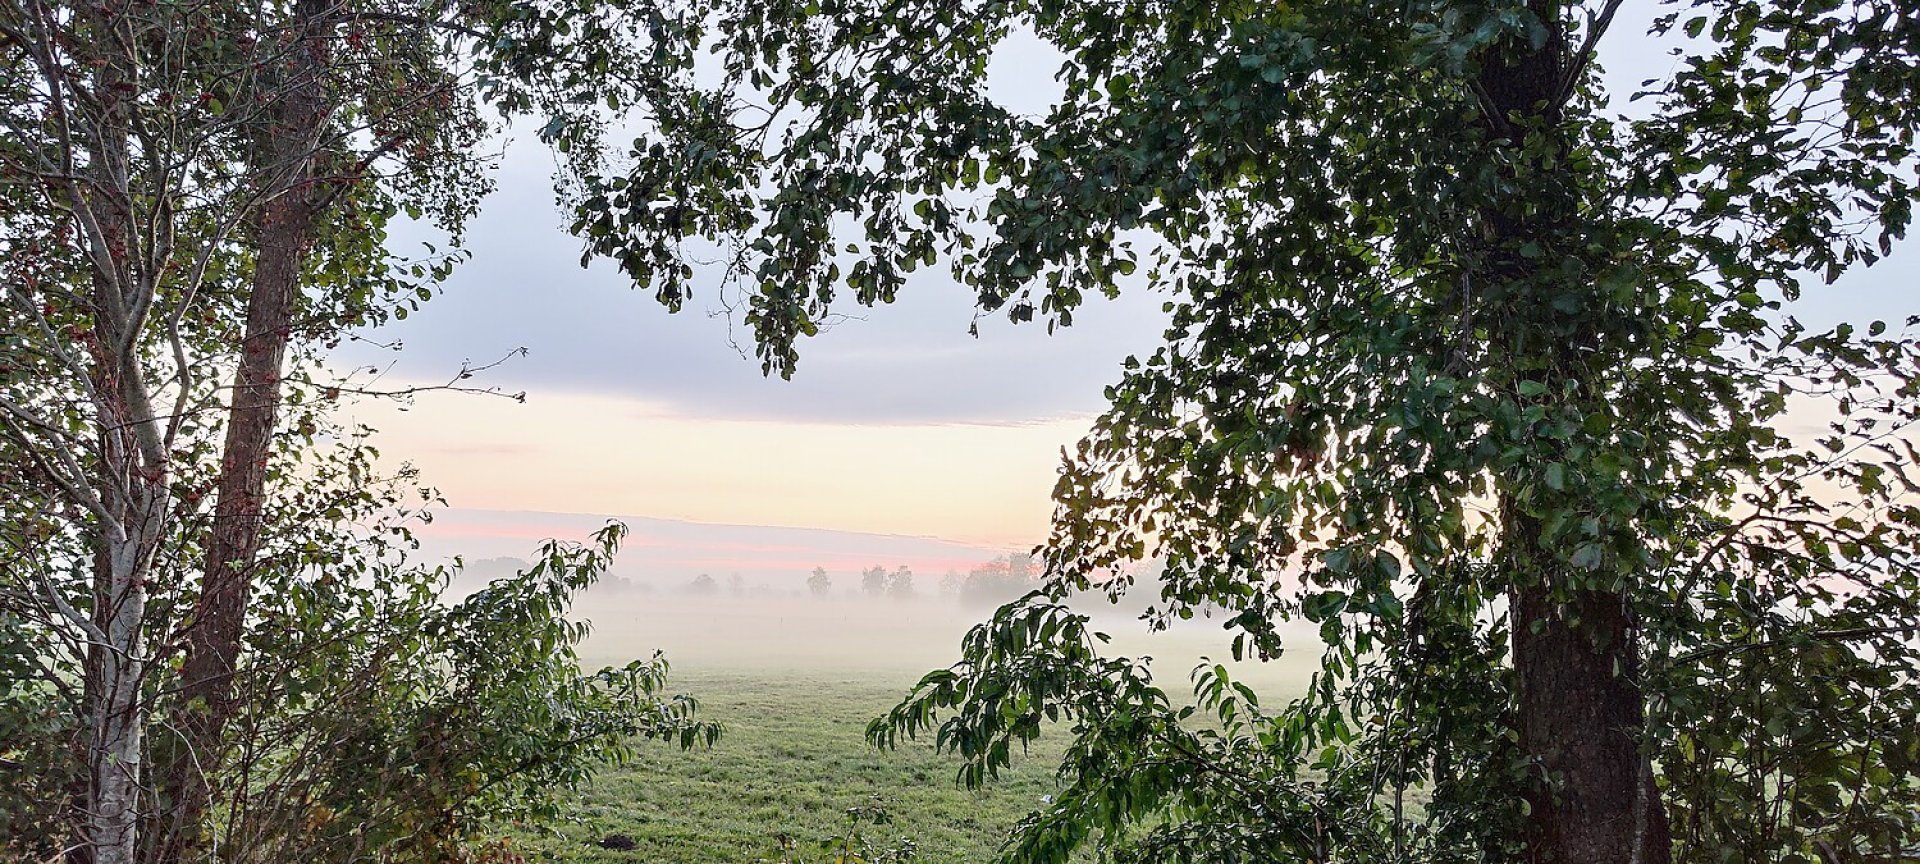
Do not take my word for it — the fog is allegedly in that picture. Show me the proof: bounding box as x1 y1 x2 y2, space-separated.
569 590 1323 700
425 510 1324 699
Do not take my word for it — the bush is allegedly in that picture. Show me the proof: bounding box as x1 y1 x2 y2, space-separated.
191 522 717 863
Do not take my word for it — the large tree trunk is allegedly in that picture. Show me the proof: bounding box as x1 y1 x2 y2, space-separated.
159 193 318 862
161 0 332 856
168 177 318 752
1476 4 1671 862
1506 506 1670 864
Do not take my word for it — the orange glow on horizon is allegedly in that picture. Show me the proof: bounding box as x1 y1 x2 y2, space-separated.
348 388 1088 551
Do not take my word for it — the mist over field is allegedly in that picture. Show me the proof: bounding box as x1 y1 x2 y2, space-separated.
414 508 1011 583
420 507 1320 695
396 507 1329 863
572 592 1321 694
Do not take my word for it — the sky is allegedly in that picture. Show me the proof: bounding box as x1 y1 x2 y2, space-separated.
341 125 1166 551
339 1 1917 572
420 509 1010 584
340 25 1157 556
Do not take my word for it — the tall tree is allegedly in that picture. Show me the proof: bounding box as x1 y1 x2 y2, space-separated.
162 1 357 850
0 0 695 859
1 3 274 857
571 1 1920 860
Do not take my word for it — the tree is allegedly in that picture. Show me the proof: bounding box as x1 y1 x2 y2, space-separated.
687 573 720 595
0 0 695 859
887 566 915 600
570 1 1920 861
809 566 834 597
862 565 890 598
958 555 1038 609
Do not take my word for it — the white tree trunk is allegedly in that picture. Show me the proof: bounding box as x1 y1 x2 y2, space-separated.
88 479 162 864
89 547 145 864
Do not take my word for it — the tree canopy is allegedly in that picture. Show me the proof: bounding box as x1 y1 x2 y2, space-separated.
0 0 714 860
562 0 1920 861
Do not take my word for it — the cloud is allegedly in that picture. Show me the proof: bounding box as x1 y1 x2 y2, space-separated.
336 136 1170 427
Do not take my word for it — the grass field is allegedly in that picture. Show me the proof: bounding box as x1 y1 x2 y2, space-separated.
503 599 1328 864
503 666 1071 863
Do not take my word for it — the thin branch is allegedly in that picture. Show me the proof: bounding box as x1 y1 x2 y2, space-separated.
342 10 486 41
0 399 112 520
304 348 531 403
1558 0 1625 109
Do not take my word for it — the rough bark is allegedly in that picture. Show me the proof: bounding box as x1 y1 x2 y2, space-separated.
175 196 317 713
161 0 332 856
1506 507 1671 864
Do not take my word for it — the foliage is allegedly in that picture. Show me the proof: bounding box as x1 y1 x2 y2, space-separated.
0 612 81 858
214 520 719 863
0 0 710 858
888 566 917 600
863 566 892 597
556 0 1920 861
0 6 497 860
956 555 1042 609
1 384 717 863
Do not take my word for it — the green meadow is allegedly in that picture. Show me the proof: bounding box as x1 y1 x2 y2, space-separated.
508 600 1320 863
505 667 1068 863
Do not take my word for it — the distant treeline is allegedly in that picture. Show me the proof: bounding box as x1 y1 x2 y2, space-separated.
447 553 1047 607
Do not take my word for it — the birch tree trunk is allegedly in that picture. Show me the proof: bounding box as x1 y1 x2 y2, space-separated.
71 11 174 856
87 495 162 864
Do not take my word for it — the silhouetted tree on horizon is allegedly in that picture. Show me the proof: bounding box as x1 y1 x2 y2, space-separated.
860 565 888 597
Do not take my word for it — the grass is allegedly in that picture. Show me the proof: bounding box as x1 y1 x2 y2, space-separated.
504 666 1074 864
506 601 1320 863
